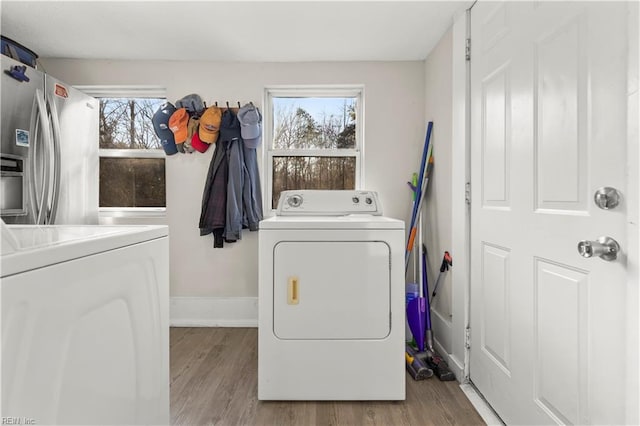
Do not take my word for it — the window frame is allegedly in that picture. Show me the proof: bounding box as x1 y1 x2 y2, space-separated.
264 85 365 214
75 85 168 217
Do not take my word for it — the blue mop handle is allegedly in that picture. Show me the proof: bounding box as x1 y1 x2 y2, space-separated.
407 122 433 235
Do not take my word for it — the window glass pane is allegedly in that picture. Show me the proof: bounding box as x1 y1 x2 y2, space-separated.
272 97 356 149
272 156 356 208
99 158 166 208
99 98 165 149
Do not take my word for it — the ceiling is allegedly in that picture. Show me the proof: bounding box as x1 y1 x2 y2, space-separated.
0 1 471 63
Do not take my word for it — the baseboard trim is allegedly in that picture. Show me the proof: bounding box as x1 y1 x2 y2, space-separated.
170 319 258 327
170 297 258 327
448 354 466 381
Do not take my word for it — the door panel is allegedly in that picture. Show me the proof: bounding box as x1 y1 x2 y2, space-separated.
481 64 511 208
481 243 511 374
534 258 588 425
535 14 587 211
470 2 629 424
45 75 99 224
1 56 44 223
273 241 390 340
0 56 42 158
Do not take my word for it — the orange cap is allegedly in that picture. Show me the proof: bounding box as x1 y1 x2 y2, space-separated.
199 106 222 143
169 108 189 143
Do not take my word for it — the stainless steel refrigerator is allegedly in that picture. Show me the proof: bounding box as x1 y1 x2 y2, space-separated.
1 55 99 225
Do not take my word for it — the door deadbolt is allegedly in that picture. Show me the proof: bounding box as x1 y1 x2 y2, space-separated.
594 187 620 210
577 236 620 261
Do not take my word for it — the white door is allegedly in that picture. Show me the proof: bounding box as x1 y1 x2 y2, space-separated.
470 2 632 425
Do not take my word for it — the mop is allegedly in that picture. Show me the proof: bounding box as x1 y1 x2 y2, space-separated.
405 124 435 380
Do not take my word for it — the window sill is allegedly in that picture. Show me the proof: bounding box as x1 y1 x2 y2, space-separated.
99 207 167 219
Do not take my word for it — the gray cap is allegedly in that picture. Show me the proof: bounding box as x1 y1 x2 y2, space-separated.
237 103 262 148
176 93 204 115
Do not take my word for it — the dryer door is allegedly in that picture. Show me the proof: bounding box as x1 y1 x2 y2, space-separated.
273 241 391 340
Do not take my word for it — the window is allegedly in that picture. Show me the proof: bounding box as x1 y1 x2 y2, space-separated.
77 87 167 214
265 87 363 210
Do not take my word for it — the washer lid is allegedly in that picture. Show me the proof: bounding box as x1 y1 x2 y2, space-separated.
260 215 404 230
1 225 168 277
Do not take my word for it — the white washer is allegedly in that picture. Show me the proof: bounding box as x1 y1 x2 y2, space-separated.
258 190 405 400
1 223 169 425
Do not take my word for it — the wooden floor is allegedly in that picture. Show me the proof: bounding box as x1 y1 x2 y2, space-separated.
170 327 485 426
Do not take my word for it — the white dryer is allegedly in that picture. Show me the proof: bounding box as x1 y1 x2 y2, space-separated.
258 190 405 400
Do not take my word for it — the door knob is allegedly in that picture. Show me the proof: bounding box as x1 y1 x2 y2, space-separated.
594 187 621 210
577 236 620 261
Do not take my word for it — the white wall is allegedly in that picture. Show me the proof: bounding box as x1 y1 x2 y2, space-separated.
40 59 426 323
423 28 453 316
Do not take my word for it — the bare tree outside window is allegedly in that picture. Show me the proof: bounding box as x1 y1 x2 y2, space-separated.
271 96 358 208
99 98 163 149
98 97 166 208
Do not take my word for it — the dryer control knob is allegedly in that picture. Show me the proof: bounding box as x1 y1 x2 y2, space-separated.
287 194 303 208
352 196 360 203
365 197 373 205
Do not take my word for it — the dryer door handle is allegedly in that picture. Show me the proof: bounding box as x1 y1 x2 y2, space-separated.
288 277 300 305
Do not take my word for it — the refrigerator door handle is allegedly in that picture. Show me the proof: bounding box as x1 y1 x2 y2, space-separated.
28 91 40 220
30 89 53 224
46 96 62 224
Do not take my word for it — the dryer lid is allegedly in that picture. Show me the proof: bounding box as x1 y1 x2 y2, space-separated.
259 214 404 230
